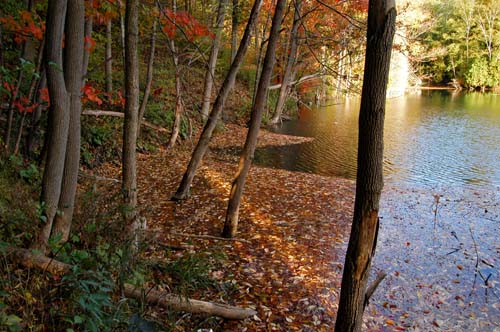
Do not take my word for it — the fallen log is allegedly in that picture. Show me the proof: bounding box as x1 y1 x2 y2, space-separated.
124 285 255 320
5 246 256 320
170 232 251 244
82 110 168 133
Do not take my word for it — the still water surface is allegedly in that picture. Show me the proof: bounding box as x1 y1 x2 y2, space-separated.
256 90 500 189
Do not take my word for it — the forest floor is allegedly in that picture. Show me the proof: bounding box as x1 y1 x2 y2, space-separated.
86 124 500 331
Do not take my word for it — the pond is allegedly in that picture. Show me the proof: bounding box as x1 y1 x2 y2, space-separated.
256 90 500 189
255 90 500 330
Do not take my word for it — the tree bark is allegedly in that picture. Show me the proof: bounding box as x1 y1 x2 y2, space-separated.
105 19 113 94
172 0 263 201
200 0 229 120
35 0 69 251
137 18 157 138
270 0 301 125
122 0 140 232
334 1 396 331
166 0 183 149
14 36 45 155
51 0 85 244
222 0 286 238
231 0 239 62
82 2 93 81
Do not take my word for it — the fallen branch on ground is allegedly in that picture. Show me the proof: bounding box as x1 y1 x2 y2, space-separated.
4 246 257 320
82 110 168 133
170 232 251 244
268 73 322 90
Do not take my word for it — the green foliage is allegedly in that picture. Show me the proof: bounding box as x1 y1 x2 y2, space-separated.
414 0 500 88
81 119 120 168
0 157 37 246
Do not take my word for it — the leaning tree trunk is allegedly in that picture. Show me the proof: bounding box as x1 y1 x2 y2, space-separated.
51 0 85 244
122 0 140 232
105 19 113 94
200 0 229 120
222 0 286 238
270 0 301 125
137 18 157 138
231 0 239 62
334 1 396 332
36 0 70 251
166 0 183 149
172 0 263 201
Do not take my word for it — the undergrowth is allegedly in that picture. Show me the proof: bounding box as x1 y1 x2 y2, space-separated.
0 155 230 331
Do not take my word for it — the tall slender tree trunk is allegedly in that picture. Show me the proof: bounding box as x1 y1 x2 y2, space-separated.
200 0 229 120
26 70 46 156
270 0 301 125
52 0 85 243
105 19 113 94
36 0 70 251
118 0 126 63
137 18 157 138
122 0 140 232
82 2 93 81
14 36 45 155
231 0 239 62
222 0 286 238
167 0 183 149
334 1 396 331
172 0 263 201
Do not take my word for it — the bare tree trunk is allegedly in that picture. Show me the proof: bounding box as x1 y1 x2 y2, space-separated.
167 69 183 149
122 0 140 232
4 61 24 151
105 19 113 94
82 3 93 81
51 0 85 244
222 0 286 238
14 36 45 155
200 0 229 120
36 0 70 251
25 71 46 156
137 18 157 138
119 0 127 64
172 0 263 201
167 0 183 149
334 1 396 331
270 0 301 125
231 0 239 62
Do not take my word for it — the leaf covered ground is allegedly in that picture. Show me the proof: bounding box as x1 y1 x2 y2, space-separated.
88 124 500 331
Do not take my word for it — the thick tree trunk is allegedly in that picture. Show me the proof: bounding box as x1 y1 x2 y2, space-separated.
36 0 69 251
122 0 140 232
105 19 113 94
231 0 239 62
222 0 285 238
200 0 229 120
172 0 263 201
137 18 157 138
270 0 301 125
51 0 85 244
334 2 396 331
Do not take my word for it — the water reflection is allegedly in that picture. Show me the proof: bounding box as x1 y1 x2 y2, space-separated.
256 91 500 188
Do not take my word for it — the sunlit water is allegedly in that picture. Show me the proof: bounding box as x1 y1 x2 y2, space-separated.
256 90 500 189
255 90 500 330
